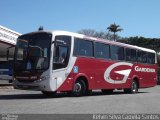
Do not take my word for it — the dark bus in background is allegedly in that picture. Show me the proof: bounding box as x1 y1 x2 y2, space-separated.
0 47 15 84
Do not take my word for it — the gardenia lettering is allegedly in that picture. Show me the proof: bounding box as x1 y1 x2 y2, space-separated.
135 66 155 73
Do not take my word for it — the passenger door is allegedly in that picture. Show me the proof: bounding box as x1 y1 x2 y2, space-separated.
51 36 71 91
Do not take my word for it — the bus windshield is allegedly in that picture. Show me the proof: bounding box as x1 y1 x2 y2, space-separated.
14 32 52 71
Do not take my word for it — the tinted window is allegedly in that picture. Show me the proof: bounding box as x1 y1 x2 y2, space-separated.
53 36 71 70
74 38 93 57
147 53 155 64
111 45 124 60
15 33 52 71
137 51 147 63
95 42 110 59
125 48 136 62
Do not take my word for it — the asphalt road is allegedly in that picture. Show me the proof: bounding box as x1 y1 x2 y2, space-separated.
0 86 160 114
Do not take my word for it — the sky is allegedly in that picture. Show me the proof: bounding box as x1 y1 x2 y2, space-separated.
0 0 160 38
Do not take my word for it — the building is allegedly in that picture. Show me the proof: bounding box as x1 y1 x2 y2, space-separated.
0 25 21 84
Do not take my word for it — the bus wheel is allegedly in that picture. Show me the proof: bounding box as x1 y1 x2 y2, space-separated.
41 91 56 97
72 80 86 97
124 80 138 94
101 89 114 94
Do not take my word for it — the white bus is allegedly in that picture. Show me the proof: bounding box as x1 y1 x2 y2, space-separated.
13 30 157 96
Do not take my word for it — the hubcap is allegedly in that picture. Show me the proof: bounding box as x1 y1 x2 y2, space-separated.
132 82 137 93
74 83 81 93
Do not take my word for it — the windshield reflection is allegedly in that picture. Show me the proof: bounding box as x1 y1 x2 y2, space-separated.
14 32 52 71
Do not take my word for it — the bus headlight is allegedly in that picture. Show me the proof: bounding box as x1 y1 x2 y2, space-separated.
40 75 49 81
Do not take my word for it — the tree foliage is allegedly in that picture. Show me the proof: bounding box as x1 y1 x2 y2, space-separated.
77 29 121 41
118 36 160 52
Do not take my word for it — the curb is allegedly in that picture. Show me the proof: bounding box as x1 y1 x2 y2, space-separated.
0 85 14 89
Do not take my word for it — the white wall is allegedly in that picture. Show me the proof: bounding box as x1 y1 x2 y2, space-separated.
0 25 21 61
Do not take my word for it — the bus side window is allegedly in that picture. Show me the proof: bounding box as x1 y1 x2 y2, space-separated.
74 38 94 57
111 45 124 61
53 46 68 69
142 52 147 63
131 49 137 62
147 53 155 64
137 51 143 63
95 42 110 59
125 48 136 62
125 48 131 61
137 51 147 63
53 36 71 70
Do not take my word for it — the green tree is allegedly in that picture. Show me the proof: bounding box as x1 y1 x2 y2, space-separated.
107 23 123 41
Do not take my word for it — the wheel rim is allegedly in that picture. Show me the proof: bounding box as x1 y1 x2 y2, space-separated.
132 81 137 93
74 83 82 93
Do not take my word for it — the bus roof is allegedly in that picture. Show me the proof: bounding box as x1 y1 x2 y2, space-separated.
51 30 156 54
22 30 156 54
